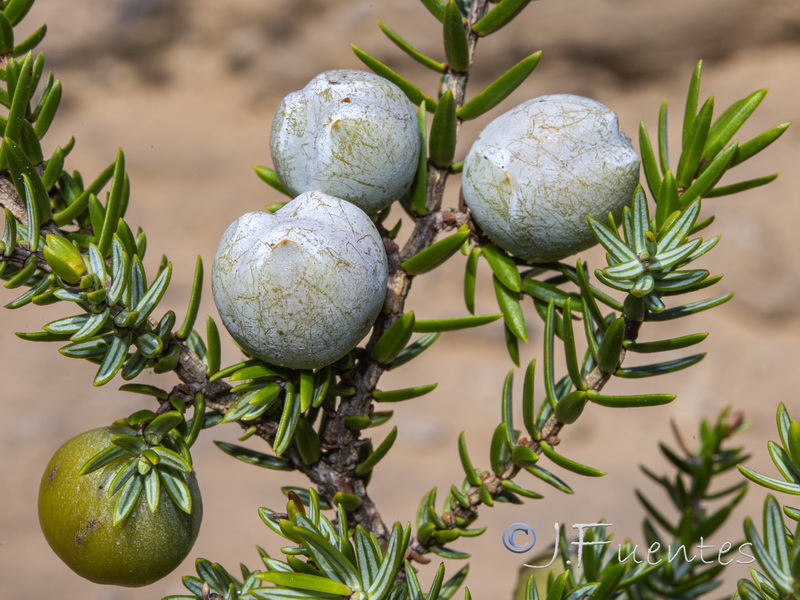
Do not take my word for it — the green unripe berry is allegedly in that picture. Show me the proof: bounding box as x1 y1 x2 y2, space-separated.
38 426 202 587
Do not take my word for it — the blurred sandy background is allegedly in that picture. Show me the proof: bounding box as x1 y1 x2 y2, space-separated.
1 0 799 598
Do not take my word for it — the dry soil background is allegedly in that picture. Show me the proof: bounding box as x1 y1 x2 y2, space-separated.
1 0 799 598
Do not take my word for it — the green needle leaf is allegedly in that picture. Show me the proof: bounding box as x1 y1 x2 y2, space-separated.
490 423 511 475
299 369 314 413
703 89 767 162
17 331 70 342
214 440 294 471
253 165 290 197
768 441 800 485
522 359 538 439
4 136 50 225
639 122 661 200
149 446 191 473
12 22 45 56
603 258 644 281
94 332 131 386
4 254 37 288
429 89 457 167
539 441 605 477
257 572 352 596
733 121 791 167
615 353 705 378
159 468 193 514
561 299 585 390
273 383 300 456
72 308 110 342
352 44 437 111
419 0 446 21
401 226 470 275
373 383 437 402
573 261 607 331
472 0 531 36
356 527 382 588
80 444 128 475
5 273 53 308
624 332 708 353
229 364 284 381
355 426 398 475
53 161 116 226
503 322 520 367
458 432 481 486
680 142 737 207
631 186 649 255
144 411 183 444
97 149 126 257
554 390 588 424
510 447 542 471
0 12 13 53
296 528 360 588
482 243 521 292
676 95 714 190
132 262 172 327
745 465 800 500
204 315 221 375
649 238 702 271
443 0 469 72
588 218 636 264
119 384 168 401
525 464 573 494
543 300 557 406
176 256 203 340
458 52 542 120
657 198 700 252
379 21 445 72
413 313 501 332
581 300 600 365
389 331 439 369
645 293 733 321
658 99 670 174
743 505 793 594
371 311 416 364
366 523 407 599
494 276 527 342
597 316 624 374
294 419 322 465
501 369 515 447
113 472 143 525
787 420 800 466
655 170 678 231
586 390 675 408
704 173 780 198
32 77 61 139
682 61 703 148
410 102 429 215
464 246 480 314
120 351 149 380
41 146 64 192
85 243 106 282
3 0 35 26
2 208 17 257
653 269 709 292
521 278 580 310
4 54 32 144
